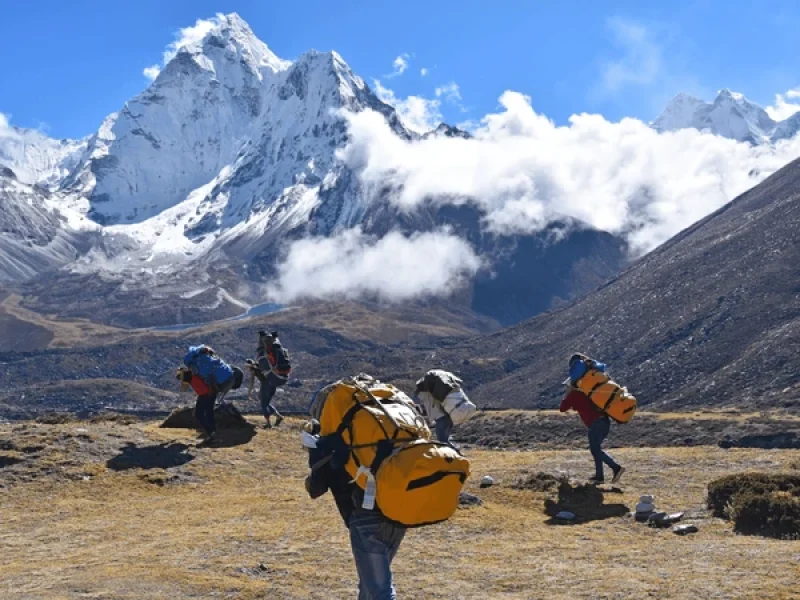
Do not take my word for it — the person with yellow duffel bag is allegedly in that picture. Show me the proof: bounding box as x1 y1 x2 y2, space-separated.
303 374 471 599
561 353 636 484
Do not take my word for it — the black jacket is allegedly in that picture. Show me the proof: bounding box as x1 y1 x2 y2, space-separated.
306 438 365 527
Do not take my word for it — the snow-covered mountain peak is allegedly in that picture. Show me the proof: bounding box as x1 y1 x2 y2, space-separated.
653 89 778 143
178 12 290 78
283 49 370 108
652 93 706 132
716 88 744 102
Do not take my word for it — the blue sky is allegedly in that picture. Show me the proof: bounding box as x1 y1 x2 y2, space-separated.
2 0 799 139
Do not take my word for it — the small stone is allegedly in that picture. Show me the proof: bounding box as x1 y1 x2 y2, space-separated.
648 512 672 528
479 475 495 488
555 511 576 521
664 512 684 524
673 524 699 535
458 492 483 507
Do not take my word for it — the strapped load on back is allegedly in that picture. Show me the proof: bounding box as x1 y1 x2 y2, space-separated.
184 345 244 391
419 369 478 425
309 374 471 527
573 359 637 424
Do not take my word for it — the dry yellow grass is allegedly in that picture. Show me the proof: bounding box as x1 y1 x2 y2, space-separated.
1 418 798 599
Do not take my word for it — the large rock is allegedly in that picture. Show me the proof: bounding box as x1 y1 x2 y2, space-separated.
160 404 254 430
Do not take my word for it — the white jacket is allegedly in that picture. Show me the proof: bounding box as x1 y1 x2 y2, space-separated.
416 391 447 424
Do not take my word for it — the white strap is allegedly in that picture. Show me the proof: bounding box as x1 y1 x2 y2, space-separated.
351 465 377 510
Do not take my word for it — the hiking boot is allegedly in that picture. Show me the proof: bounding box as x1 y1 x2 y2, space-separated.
274 416 284 427
197 433 217 448
262 421 273 429
612 466 626 484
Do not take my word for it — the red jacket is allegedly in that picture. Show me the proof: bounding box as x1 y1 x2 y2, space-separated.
189 374 211 397
560 390 604 427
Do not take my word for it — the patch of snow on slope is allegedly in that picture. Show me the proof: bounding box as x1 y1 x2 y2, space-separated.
0 120 86 187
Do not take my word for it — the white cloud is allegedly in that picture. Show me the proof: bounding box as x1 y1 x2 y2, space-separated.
0 112 9 130
420 67 429 77
143 65 161 81
388 53 410 78
373 80 442 134
435 82 462 102
766 88 800 121
601 17 662 94
435 81 468 113
269 228 481 303
162 14 224 64
141 13 225 79
338 92 800 254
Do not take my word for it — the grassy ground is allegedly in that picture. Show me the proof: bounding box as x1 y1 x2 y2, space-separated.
1 418 798 599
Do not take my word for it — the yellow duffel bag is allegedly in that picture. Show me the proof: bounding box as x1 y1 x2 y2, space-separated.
309 374 471 527
576 369 638 424
375 439 470 527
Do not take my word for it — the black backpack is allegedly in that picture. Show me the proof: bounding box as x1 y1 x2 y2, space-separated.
272 341 292 376
418 370 462 402
231 366 245 390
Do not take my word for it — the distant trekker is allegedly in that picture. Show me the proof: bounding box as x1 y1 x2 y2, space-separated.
182 344 243 446
561 353 626 484
414 369 477 444
247 330 292 428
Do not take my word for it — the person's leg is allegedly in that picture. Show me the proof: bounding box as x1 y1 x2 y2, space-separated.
435 414 454 443
596 417 622 477
194 395 206 434
259 378 277 425
588 419 605 480
589 417 619 480
268 374 285 423
195 393 217 437
349 509 404 600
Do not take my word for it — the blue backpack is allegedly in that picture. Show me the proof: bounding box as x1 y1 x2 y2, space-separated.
184 345 234 387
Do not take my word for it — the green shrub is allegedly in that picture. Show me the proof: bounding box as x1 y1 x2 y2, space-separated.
707 473 800 539
730 491 800 538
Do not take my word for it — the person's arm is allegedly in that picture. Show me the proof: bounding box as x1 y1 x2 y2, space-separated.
559 393 573 413
414 395 429 418
305 446 332 499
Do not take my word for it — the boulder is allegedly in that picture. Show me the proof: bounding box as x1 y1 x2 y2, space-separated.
160 404 253 430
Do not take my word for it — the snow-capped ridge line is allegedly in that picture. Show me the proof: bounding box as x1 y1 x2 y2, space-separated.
652 88 797 143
